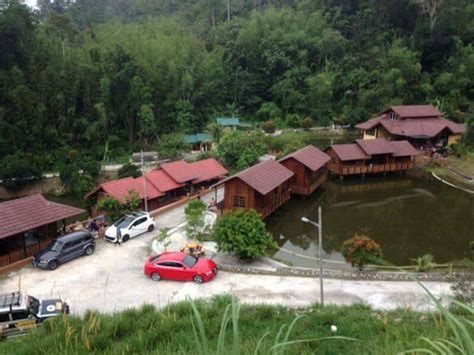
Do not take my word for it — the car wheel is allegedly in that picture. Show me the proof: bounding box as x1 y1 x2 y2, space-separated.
151 272 161 281
193 275 204 284
84 246 94 256
47 260 59 271
122 235 130 243
148 224 155 232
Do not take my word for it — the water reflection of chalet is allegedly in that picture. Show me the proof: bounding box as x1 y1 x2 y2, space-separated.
214 160 294 218
279 145 330 196
326 139 419 177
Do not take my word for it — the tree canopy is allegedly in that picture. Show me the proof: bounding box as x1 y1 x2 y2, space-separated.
1 0 473 175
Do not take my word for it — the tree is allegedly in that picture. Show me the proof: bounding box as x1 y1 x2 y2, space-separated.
0 153 42 190
212 209 277 260
96 190 141 223
185 199 208 241
217 131 266 169
300 117 314 130
156 133 189 159
117 163 141 179
342 235 383 271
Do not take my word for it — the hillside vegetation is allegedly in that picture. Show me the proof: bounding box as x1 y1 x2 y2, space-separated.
1 0 473 176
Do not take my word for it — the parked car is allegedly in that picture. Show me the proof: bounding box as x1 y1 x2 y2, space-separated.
105 212 156 243
0 292 69 339
144 252 217 284
33 230 95 270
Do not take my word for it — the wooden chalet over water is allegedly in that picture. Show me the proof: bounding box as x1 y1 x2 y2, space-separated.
355 105 465 149
326 139 419 177
279 145 330 196
214 160 294 218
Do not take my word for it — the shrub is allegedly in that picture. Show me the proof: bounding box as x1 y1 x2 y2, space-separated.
411 254 435 272
185 199 208 241
262 120 277 133
342 235 382 271
300 117 314 130
449 142 469 157
212 209 277 260
286 113 302 128
155 228 171 251
117 163 141 179
256 102 282 122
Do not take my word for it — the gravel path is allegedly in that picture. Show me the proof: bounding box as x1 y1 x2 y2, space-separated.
0 189 452 315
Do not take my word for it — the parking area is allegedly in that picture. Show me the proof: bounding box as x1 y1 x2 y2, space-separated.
0 188 453 314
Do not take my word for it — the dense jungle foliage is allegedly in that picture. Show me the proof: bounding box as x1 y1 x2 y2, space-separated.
1 0 473 179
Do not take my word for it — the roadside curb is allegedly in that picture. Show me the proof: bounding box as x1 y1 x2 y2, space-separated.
216 262 473 282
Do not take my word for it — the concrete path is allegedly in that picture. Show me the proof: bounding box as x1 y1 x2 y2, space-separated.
0 190 452 315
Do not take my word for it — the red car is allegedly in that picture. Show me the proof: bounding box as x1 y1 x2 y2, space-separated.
144 252 217 284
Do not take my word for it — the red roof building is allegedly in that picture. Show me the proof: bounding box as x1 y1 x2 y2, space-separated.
214 160 294 218
326 139 419 176
86 158 228 213
355 105 465 149
0 195 85 269
279 145 331 196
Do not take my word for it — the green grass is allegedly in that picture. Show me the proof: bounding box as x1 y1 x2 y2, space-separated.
1 295 472 354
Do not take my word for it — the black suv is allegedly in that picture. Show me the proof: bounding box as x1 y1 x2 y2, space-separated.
33 230 95 270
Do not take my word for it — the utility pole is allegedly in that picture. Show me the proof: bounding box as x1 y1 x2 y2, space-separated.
141 150 148 212
301 206 324 306
227 0 230 22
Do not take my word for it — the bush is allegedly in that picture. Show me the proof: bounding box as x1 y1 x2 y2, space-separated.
342 235 382 271
262 120 277 133
300 116 314 130
411 254 435 272
185 199 207 241
256 102 282 122
212 209 277 260
0 153 43 190
449 142 469 157
117 163 141 179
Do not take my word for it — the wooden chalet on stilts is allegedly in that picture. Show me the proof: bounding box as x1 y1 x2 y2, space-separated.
279 145 331 196
214 160 294 218
326 139 419 177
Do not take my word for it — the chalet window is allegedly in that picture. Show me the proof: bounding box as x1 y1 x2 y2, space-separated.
366 128 376 136
389 112 399 121
233 195 245 207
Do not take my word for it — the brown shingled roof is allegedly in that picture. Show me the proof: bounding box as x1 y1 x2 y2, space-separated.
356 139 395 155
0 195 85 240
216 160 294 195
279 145 330 171
387 105 442 118
389 141 421 157
330 144 370 161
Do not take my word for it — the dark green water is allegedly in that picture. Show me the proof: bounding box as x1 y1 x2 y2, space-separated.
266 174 474 267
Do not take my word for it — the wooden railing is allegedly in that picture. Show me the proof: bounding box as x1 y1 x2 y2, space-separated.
337 161 414 176
0 239 53 268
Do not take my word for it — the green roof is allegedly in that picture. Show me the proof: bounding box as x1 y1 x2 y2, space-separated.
216 117 240 126
184 133 212 144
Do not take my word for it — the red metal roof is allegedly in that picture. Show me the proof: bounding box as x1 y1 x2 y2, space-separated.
356 139 395 155
279 145 330 172
100 177 164 201
330 144 370 161
386 105 442 118
190 158 228 184
160 160 198 183
146 170 183 192
228 160 294 195
0 195 85 240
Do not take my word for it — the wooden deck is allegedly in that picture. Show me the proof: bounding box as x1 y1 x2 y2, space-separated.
329 161 415 176
257 189 291 219
290 171 327 196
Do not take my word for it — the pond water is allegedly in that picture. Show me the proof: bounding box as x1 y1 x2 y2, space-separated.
266 174 474 267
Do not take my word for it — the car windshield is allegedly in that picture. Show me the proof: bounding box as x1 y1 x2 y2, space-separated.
27 296 40 316
48 240 63 252
114 216 134 229
183 255 198 268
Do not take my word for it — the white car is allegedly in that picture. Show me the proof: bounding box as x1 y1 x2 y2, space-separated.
105 212 156 243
